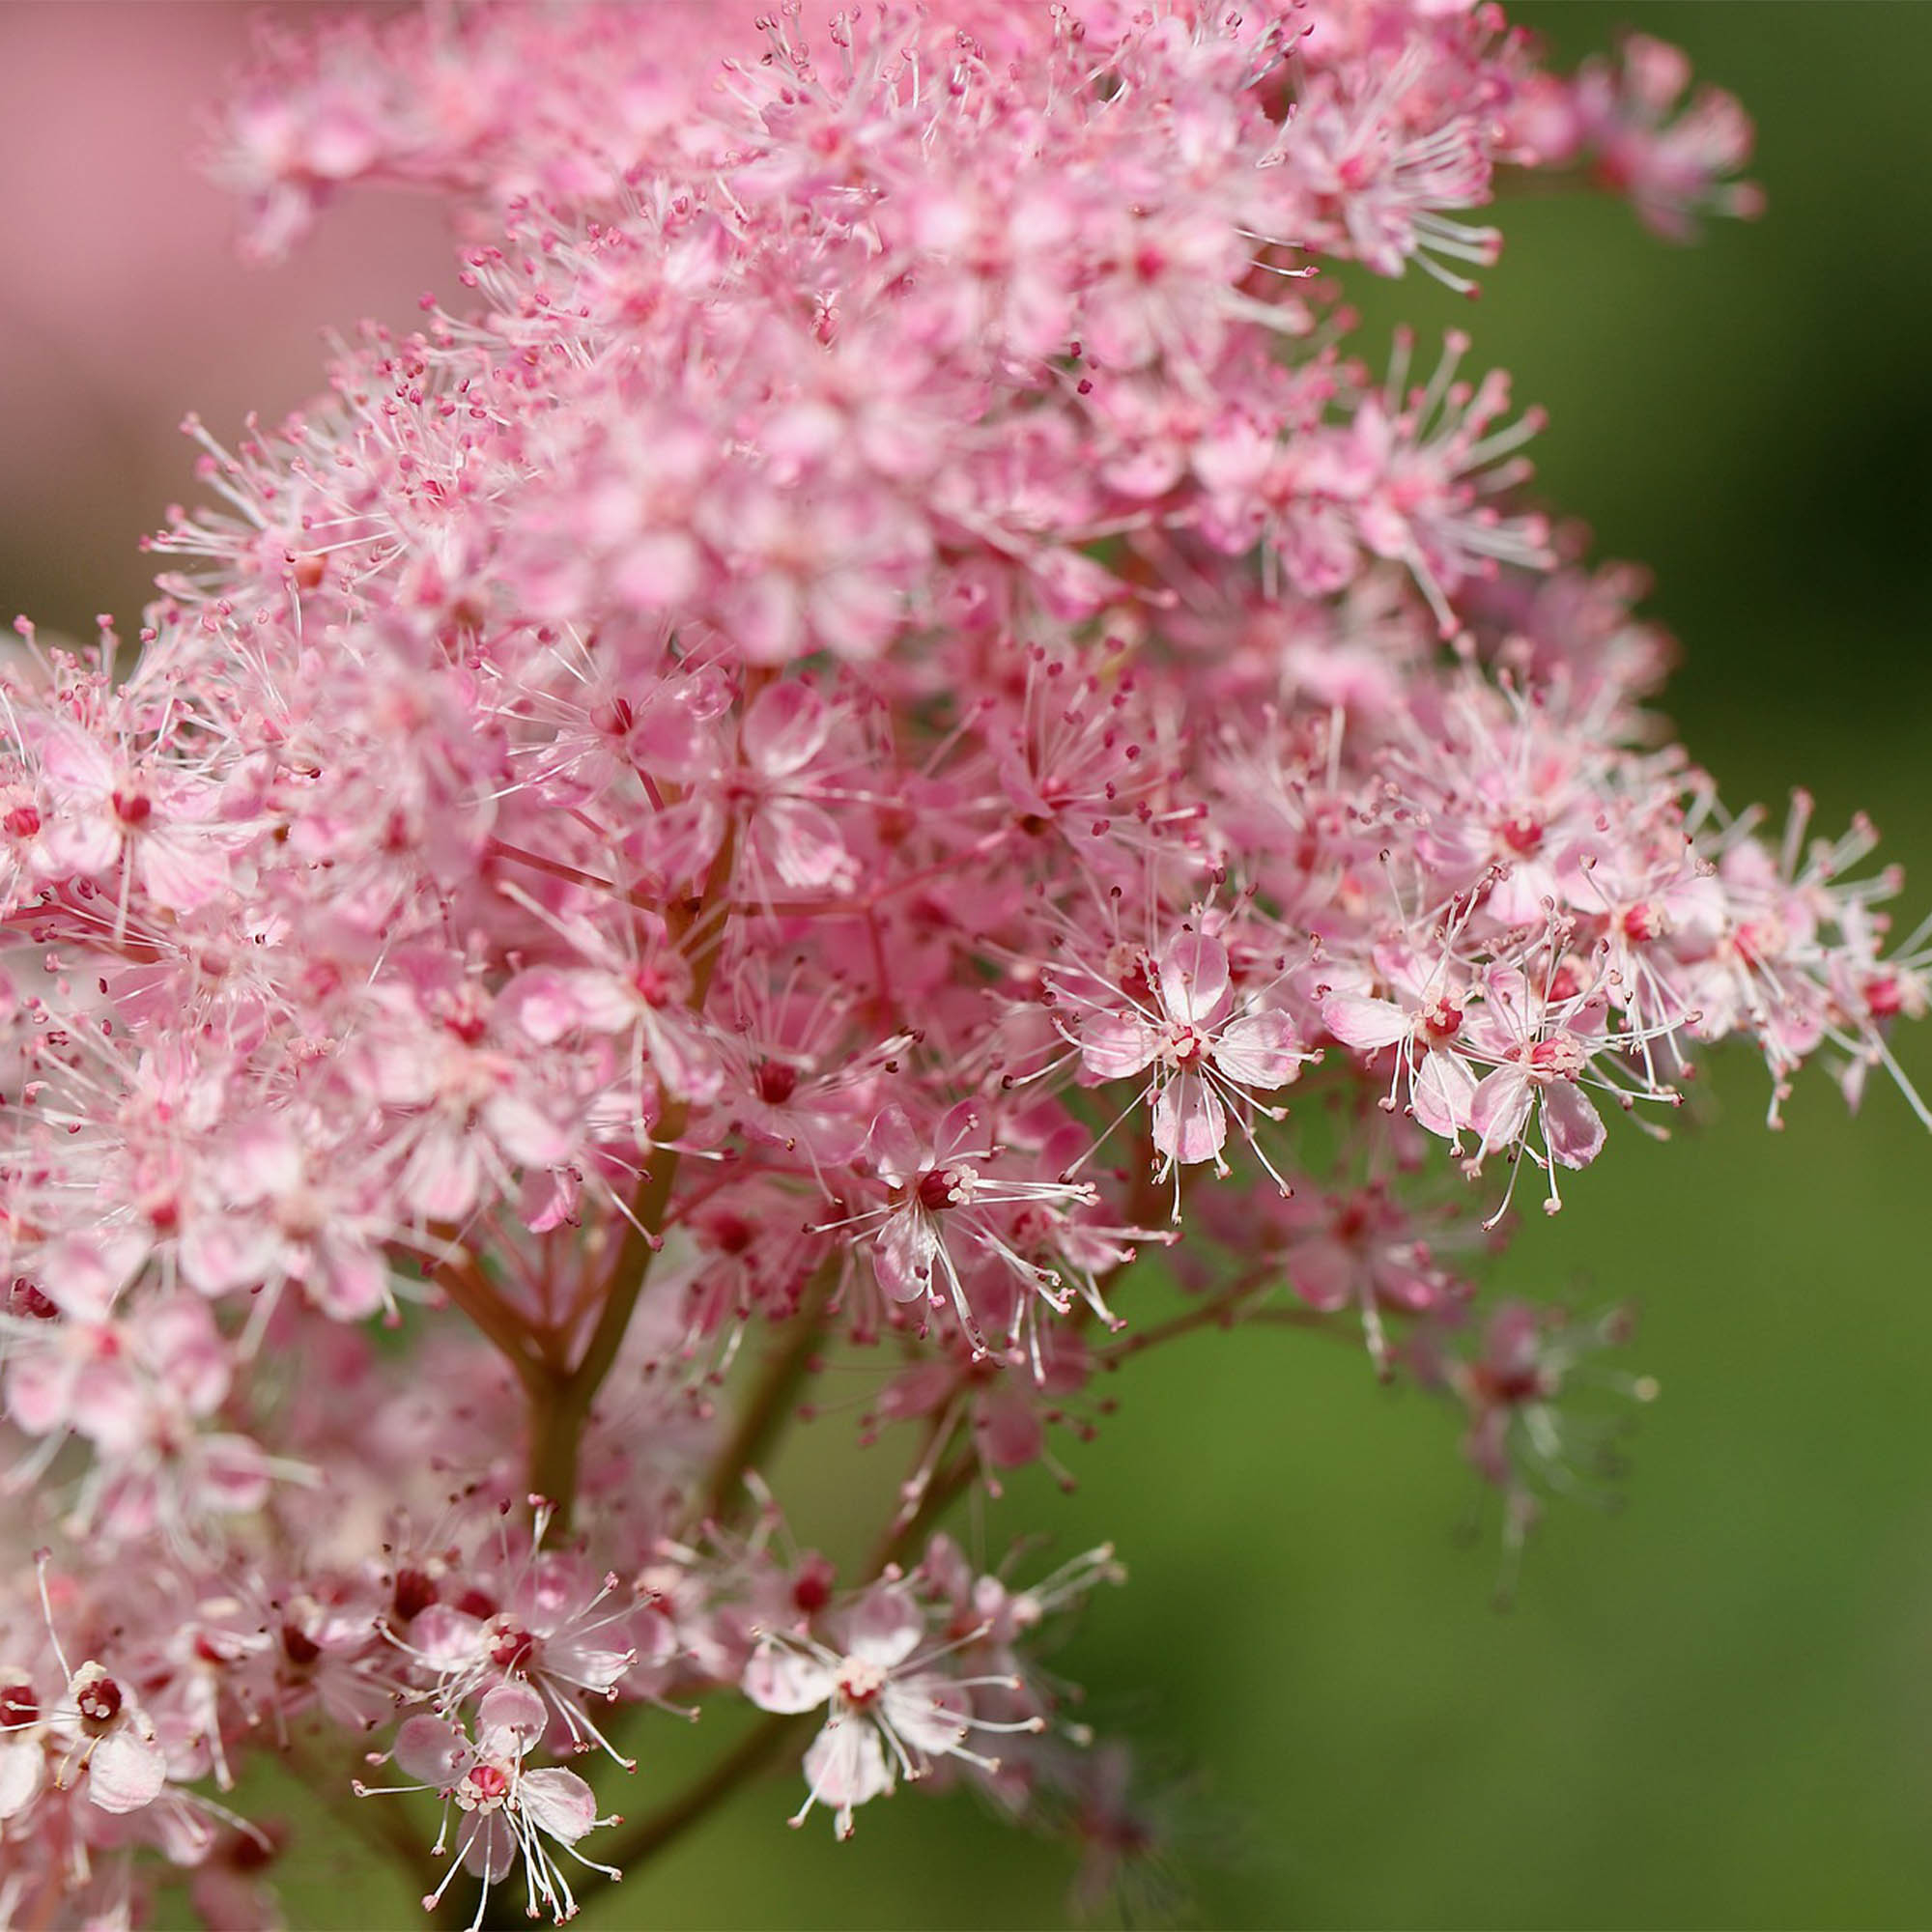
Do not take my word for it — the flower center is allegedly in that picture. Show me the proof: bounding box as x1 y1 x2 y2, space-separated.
489 1616 536 1672
917 1163 980 1211
0 1677 38 1730
1497 814 1543 856
1524 1034 1586 1082
836 1657 888 1706
459 1762 514 1811
72 1663 124 1730
1161 1023 1208 1067
756 1060 800 1105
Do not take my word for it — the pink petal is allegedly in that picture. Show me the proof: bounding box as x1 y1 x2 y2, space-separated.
1213 1010 1302 1090
521 1766 599 1844
1321 993 1412 1053
1078 1010 1157 1081
0 1740 42 1821
1412 1052 1477 1139
402 1129 482 1222
87 1730 167 1814
743 1643 835 1716
881 1675 972 1757
873 1208 940 1303
504 968 582 1045
312 1238 388 1320
179 1214 279 1297
1288 1238 1354 1313
866 1105 925 1186
1470 1066 1533 1154
560 970 640 1036
71 1361 150 1454
742 681 831 779
407 1607 488 1676
43 813 119 878
718 571 804 664
226 1120 303 1199
35 723 113 792
136 830 229 912
979 1388 1045 1469
1542 1081 1607 1169
196 1434 274 1514
483 1092 574 1169
844 1586 924 1669
643 1012 723 1104
41 1233 147 1320
458 1811 518 1883
612 529 702 609
135 1298 229 1412
877 1360 954 1423
476 1683 548 1759
5 1353 76 1436
393 1716 468 1784
808 565 906 657
1155 932 1231 1027
754 799 852 892
1151 1073 1227 1166
802 1717 893 1812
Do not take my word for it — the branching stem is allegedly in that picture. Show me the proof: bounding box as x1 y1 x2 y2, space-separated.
526 820 739 1530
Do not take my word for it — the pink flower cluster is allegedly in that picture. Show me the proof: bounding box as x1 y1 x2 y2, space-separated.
0 3 1918 1924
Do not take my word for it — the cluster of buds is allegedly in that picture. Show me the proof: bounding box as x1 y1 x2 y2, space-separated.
0 3 1920 1924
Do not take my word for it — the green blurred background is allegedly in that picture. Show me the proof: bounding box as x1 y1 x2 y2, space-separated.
8 4 1932 1927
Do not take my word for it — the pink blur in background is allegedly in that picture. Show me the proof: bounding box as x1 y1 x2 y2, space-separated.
0 1 451 640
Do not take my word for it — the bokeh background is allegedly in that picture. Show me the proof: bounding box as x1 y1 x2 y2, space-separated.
5 4 1930 1927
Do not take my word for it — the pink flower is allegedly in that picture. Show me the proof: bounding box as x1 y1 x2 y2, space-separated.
742 1582 1038 1839
0 3 1903 1919
843 1102 1101 1355
1064 927 1307 1187
368 1684 616 1925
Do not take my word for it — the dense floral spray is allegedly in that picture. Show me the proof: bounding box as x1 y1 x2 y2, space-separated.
0 3 1920 1925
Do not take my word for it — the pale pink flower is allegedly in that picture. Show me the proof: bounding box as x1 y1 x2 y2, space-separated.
0 4 1899 1920
742 1581 1038 1839
367 1683 617 1927
1063 927 1307 1187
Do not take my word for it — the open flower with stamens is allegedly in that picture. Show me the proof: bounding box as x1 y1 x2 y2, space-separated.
1321 943 1483 1145
360 1683 617 1929
837 1102 1102 1356
396 1514 643 1770
1056 925 1308 1195
1459 961 1682 1221
0 4 1905 1922
741 1580 1041 1840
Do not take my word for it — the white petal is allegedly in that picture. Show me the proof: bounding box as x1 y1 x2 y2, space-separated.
1213 1011 1302 1091
881 1675 972 1757
477 1683 548 1759
1321 993 1412 1053
743 1643 835 1716
1151 1074 1227 1166
844 1587 924 1669
87 1729 167 1814
802 1717 893 1811
521 1766 599 1844
0 1740 43 1820
393 1716 468 1785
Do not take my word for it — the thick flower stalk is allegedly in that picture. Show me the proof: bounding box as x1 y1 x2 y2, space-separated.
0 3 1919 1924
